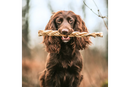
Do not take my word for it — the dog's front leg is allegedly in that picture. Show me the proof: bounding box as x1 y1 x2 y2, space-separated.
72 74 83 87
39 70 46 87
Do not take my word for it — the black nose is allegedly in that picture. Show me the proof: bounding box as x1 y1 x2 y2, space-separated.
61 29 69 35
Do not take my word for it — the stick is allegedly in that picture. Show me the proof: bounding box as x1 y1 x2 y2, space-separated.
38 30 103 38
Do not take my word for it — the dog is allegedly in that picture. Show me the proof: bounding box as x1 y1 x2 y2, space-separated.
39 10 92 87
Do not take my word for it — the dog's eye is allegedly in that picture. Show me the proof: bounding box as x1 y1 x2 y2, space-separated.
69 19 73 24
57 20 61 24
56 18 63 24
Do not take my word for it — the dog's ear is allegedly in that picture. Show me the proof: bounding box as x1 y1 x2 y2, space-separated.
43 14 61 53
74 15 92 50
43 36 61 53
45 14 57 30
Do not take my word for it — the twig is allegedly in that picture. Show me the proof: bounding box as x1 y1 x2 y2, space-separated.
83 0 108 19
83 1 108 30
102 18 108 30
83 1 99 17
38 30 103 38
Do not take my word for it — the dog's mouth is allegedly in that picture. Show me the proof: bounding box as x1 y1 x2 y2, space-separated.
61 36 70 43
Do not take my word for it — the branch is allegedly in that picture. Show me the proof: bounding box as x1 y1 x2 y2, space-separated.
38 30 103 38
83 1 108 19
83 1 108 30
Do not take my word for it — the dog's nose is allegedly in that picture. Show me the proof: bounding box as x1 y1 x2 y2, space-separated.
61 29 69 35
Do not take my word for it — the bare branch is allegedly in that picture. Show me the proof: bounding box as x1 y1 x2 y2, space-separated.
83 1 108 30
83 1 99 17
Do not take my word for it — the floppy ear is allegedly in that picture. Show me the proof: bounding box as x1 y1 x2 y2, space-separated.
43 15 61 53
74 15 92 50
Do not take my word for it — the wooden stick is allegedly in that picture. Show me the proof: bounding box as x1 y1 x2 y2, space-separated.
38 30 103 38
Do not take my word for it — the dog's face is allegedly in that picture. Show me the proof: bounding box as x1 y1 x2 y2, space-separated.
54 11 76 42
43 11 92 53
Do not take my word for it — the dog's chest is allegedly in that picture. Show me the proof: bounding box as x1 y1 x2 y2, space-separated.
58 60 75 83
61 59 73 69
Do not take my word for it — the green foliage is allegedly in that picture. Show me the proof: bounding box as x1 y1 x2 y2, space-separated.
101 81 108 87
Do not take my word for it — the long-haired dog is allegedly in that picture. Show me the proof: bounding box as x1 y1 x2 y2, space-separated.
39 11 92 87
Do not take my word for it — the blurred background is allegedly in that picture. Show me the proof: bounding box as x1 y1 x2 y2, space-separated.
22 0 108 87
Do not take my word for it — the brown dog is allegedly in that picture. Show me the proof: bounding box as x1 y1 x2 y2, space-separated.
39 11 92 87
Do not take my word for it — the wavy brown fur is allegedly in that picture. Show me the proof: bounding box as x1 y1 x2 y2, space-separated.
39 11 92 87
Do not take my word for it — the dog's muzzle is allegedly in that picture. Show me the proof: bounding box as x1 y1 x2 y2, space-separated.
60 29 71 43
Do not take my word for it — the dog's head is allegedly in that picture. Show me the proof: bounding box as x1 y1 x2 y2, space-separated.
43 11 92 53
